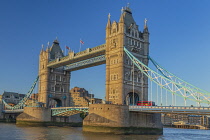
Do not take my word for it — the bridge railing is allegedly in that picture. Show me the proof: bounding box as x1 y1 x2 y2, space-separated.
3 109 24 113
51 106 89 116
129 105 210 110
129 105 210 115
74 44 106 56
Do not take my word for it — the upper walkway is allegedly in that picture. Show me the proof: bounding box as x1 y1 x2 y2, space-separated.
47 44 106 70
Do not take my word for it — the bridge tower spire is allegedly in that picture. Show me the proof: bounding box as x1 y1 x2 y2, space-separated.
106 13 111 38
105 5 150 105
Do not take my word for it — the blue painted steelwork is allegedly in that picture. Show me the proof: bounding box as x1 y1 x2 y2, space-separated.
51 105 210 116
2 76 39 110
64 55 105 71
4 105 210 115
149 56 210 95
51 107 89 116
124 47 210 105
3 109 24 113
129 106 210 115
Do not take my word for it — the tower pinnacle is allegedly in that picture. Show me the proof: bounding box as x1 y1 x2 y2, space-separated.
121 7 124 14
143 18 149 33
108 13 111 19
144 18 148 29
106 13 111 28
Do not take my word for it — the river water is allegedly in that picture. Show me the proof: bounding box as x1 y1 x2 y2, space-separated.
1 123 210 140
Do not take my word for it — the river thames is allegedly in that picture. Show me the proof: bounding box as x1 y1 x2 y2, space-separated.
1 123 210 140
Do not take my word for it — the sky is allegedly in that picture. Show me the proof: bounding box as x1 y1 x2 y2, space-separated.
1 0 210 105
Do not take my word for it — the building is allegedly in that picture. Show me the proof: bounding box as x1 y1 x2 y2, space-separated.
161 114 210 126
105 6 149 105
24 93 40 107
69 87 102 107
1 91 25 107
38 39 71 107
0 95 2 103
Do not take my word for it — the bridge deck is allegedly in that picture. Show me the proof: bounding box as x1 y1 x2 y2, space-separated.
4 106 210 116
129 106 210 115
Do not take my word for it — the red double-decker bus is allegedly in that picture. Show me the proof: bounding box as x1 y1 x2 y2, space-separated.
137 101 155 106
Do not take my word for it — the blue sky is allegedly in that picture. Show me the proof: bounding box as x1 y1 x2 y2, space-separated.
1 0 210 105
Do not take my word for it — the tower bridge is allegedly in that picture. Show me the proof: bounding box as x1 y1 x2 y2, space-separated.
1 5 210 134
37 5 150 108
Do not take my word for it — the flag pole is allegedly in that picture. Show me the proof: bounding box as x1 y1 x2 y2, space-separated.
65 45 66 56
79 39 81 52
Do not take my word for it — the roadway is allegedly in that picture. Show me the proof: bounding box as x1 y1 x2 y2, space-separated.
4 106 210 116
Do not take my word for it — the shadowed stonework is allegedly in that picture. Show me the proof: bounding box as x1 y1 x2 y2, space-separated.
83 104 163 135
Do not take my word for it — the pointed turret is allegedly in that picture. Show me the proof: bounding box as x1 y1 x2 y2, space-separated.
118 7 125 34
143 18 149 43
119 7 124 23
142 18 150 56
106 13 111 28
106 13 111 38
143 18 149 33
40 44 44 53
118 4 136 33
49 38 64 60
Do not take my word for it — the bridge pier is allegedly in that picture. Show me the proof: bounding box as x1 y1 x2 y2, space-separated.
16 107 51 126
83 104 163 135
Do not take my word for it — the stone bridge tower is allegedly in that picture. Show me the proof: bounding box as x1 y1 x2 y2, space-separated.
105 6 149 105
38 39 70 107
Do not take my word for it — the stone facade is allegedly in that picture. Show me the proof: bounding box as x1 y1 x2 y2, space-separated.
105 6 149 105
69 87 102 107
38 40 70 107
1 91 25 106
83 6 163 135
162 114 210 126
51 114 83 125
38 6 149 107
83 104 163 134
16 107 51 123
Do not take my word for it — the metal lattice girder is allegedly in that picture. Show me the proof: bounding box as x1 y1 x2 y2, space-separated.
2 76 39 110
149 56 210 95
64 55 106 71
51 107 89 116
124 47 210 105
3 109 24 113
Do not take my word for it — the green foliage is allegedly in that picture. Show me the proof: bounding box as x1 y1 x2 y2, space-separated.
80 112 88 119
